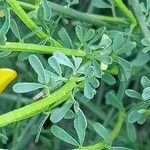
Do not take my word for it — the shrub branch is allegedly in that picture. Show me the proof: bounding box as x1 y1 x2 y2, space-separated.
18 1 128 26
113 0 137 27
0 78 76 128
80 112 124 150
0 42 86 57
7 0 61 46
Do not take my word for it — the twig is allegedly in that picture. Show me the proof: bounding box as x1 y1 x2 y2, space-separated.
18 1 128 26
130 0 150 38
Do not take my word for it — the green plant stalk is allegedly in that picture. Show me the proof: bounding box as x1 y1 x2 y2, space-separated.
80 112 124 150
7 0 61 47
0 78 76 128
113 0 137 27
0 42 86 57
130 0 150 39
18 1 128 26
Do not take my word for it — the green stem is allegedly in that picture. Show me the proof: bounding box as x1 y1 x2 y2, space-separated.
130 0 150 39
113 0 137 27
18 1 128 26
7 0 61 47
0 78 76 128
80 112 124 150
110 0 116 18
0 42 86 57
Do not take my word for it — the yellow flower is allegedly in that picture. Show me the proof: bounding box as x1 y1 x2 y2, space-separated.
0 68 17 93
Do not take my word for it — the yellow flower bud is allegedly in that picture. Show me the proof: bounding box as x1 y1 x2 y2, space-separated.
101 63 108 71
0 68 17 93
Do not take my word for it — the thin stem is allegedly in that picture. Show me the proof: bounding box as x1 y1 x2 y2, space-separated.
80 112 124 150
130 0 150 39
0 42 86 57
7 0 61 46
18 1 128 26
0 78 76 128
109 0 116 17
113 0 137 27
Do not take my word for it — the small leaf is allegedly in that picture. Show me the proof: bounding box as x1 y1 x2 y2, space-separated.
18 52 31 61
74 101 80 113
35 115 49 143
0 51 12 58
87 76 100 88
119 41 136 54
29 55 49 84
0 35 6 45
99 34 112 49
51 125 79 146
141 76 150 88
77 62 91 74
66 0 79 6
141 38 150 46
58 27 73 48
112 147 133 150
10 18 21 40
13 83 44 93
142 87 150 100
140 2 147 13
74 109 87 145
50 101 73 123
117 57 132 81
137 113 147 124
42 0 51 21
96 55 112 65
93 122 112 145
53 52 74 69
126 122 136 142
48 57 62 76
84 81 96 99
125 89 142 100
73 57 82 70
85 66 94 77
118 58 132 72
0 9 10 45
92 0 111 8
0 132 8 144
75 25 84 41
71 0 79 5
89 27 106 44
113 33 125 52
132 53 149 67
102 73 116 85
93 60 102 78
128 110 139 123
105 91 123 111
84 29 95 41
142 46 150 53
64 110 74 119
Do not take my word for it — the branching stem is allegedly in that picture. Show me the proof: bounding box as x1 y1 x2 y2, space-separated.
113 0 137 27
0 78 76 128
18 1 128 26
80 112 124 150
130 0 150 38
7 0 61 46
0 42 86 57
